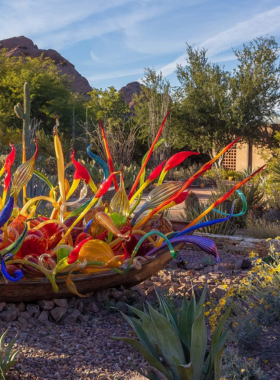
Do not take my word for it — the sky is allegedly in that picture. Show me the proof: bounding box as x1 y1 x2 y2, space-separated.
1 0 280 90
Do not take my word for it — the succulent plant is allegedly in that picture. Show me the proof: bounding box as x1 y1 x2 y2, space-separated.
112 285 231 380
0 330 19 380
14 82 31 158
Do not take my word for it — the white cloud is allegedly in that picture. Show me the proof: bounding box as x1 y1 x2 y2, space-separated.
0 0 131 45
88 68 144 82
158 5 280 77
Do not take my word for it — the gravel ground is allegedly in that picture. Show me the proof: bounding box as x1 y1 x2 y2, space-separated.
2 315 146 380
1 246 279 379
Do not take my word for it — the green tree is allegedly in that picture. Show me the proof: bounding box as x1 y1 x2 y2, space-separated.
0 50 86 144
231 36 280 147
133 68 172 163
173 37 280 159
87 86 130 126
174 44 235 157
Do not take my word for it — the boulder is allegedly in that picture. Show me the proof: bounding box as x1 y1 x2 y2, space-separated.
50 307 67 322
0 36 92 94
0 308 18 322
38 300 55 311
61 310 81 325
38 311 49 324
53 299 68 308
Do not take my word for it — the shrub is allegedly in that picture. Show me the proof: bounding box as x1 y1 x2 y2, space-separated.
209 179 265 229
222 347 268 380
210 244 280 356
112 285 231 380
181 199 236 235
245 217 280 239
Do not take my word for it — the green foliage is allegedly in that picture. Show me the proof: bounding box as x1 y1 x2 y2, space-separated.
172 36 280 154
87 86 130 125
181 200 236 235
133 68 172 163
245 217 280 239
14 82 31 153
0 330 19 380
0 49 85 136
209 178 265 229
222 347 268 380
112 285 230 380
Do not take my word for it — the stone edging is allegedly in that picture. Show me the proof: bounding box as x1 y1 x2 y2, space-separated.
193 232 277 257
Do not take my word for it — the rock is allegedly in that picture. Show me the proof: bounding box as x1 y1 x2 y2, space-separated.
186 269 197 277
240 258 252 270
204 266 214 274
100 309 109 316
95 289 110 302
53 299 68 308
17 302 26 312
50 307 67 322
110 290 123 300
212 286 227 298
77 301 84 313
27 304 40 317
87 302 99 313
61 310 81 325
78 314 91 323
0 36 92 94
0 308 18 322
119 81 142 108
68 298 80 309
18 316 28 325
0 302 6 312
38 311 49 324
115 301 127 313
38 300 55 311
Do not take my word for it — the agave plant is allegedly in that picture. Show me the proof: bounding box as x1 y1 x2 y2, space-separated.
112 285 230 380
0 330 19 380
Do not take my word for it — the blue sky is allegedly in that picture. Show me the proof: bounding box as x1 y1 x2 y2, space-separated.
1 0 280 90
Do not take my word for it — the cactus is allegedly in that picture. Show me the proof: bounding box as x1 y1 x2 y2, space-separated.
14 82 31 162
14 82 31 203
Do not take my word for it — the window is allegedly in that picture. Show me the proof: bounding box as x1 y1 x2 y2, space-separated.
223 146 236 170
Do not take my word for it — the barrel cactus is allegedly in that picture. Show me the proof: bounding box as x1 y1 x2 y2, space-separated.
112 285 230 380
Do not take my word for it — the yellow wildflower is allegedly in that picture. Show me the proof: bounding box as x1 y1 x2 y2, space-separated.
220 298 226 306
205 311 210 317
256 259 262 265
266 238 271 241
268 268 275 275
272 292 276 296
265 276 272 283
250 302 254 308
233 322 238 328
265 305 270 309
249 252 256 258
206 302 211 305
259 299 264 304
241 369 245 373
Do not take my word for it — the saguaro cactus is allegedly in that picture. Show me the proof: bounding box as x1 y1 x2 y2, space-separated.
14 82 31 203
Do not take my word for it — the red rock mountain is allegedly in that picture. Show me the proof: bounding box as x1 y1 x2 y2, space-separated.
119 81 142 108
0 36 92 94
